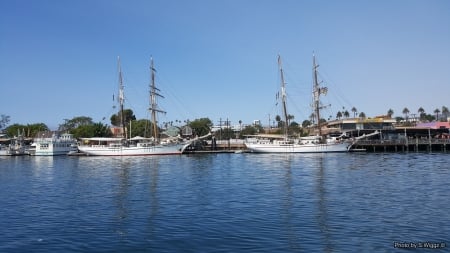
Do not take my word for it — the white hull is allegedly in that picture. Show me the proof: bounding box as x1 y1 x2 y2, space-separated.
34 148 77 156
32 133 78 156
245 142 350 153
78 143 185 156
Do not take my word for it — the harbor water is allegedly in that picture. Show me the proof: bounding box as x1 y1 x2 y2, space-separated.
1 153 449 252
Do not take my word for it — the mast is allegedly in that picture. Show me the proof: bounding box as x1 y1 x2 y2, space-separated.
149 57 166 141
312 54 327 139
278 55 289 138
117 56 127 139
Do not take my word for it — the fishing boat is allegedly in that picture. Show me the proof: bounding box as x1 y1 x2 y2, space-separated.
245 55 352 153
78 57 190 156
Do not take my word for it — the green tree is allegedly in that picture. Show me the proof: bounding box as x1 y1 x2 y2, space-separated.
288 121 301 136
130 119 155 138
402 107 410 120
71 122 112 138
336 111 342 120
189 118 212 137
418 107 425 121
343 110 350 118
5 123 49 138
358 112 366 119
59 116 94 131
387 109 394 118
219 128 235 140
442 106 449 121
0 114 10 130
395 116 403 124
110 109 136 126
239 125 258 138
302 120 312 128
351 107 357 118
434 108 440 121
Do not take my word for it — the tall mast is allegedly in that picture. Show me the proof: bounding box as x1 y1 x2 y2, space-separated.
278 55 289 138
149 57 165 141
117 56 127 139
312 54 327 138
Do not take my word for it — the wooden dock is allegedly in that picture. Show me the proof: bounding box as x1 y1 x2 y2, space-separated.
352 139 450 152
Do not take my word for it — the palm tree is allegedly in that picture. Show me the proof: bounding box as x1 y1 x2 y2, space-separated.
442 106 449 121
351 107 357 118
387 109 394 118
402 107 410 121
434 108 440 121
275 115 282 127
344 110 350 118
358 112 366 119
418 107 425 121
336 111 342 120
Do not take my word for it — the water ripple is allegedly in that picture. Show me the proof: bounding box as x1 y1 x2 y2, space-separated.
0 153 449 252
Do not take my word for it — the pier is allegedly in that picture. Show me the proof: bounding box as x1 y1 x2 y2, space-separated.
352 138 450 152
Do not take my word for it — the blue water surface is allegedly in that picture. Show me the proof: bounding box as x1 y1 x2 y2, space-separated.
0 153 449 252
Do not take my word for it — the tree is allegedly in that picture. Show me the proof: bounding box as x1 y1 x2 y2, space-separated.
434 108 440 121
1 114 11 130
5 123 49 138
275 115 282 127
387 109 394 118
287 114 294 125
71 122 112 138
189 118 212 137
239 125 257 138
219 128 235 140
442 106 449 121
358 112 366 119
418 107 425 121
288 121 301 136
130 119 155 138
402 108 410 120
110 109 136 127
59 116 94 132
343 110 350 118
351 107 357 118
302 120 311 128
336 111 342 120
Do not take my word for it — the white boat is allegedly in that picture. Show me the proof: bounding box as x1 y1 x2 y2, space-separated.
78 57 190 156
0 133 27 156
245 55 352 153
30 132 78 156
78 137 188 156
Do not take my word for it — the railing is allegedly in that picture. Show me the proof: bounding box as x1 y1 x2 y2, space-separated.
354 139 450 145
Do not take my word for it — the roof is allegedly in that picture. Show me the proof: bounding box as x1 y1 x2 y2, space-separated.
416 122 450 129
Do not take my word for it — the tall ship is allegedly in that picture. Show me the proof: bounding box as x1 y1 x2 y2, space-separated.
245 55 352 153
30 132 78 156
78 57 190 156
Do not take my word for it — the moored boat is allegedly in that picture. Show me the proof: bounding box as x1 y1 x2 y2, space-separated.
30 132 78 156
245 55 352 153
78 57 191 156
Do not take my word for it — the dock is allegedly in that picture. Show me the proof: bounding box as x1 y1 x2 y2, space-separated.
352 138 450 152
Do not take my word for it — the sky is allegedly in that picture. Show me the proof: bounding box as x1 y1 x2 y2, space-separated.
1 0 449 129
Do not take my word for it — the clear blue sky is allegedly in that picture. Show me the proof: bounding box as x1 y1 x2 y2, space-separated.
1 0 449 129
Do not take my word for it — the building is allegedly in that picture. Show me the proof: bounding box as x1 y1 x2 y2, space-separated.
324 116 396 135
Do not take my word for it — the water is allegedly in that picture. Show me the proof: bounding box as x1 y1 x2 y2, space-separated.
0 153 449 252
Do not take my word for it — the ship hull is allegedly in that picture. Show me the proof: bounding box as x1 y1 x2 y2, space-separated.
245 142 350 153
77 143 185 156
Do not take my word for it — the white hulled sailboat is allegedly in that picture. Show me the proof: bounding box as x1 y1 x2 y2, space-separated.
78 57 190 156
245 55 352 153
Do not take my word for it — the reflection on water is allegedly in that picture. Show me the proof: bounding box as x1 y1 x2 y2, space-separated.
314 156 332 253
0 153 449 252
